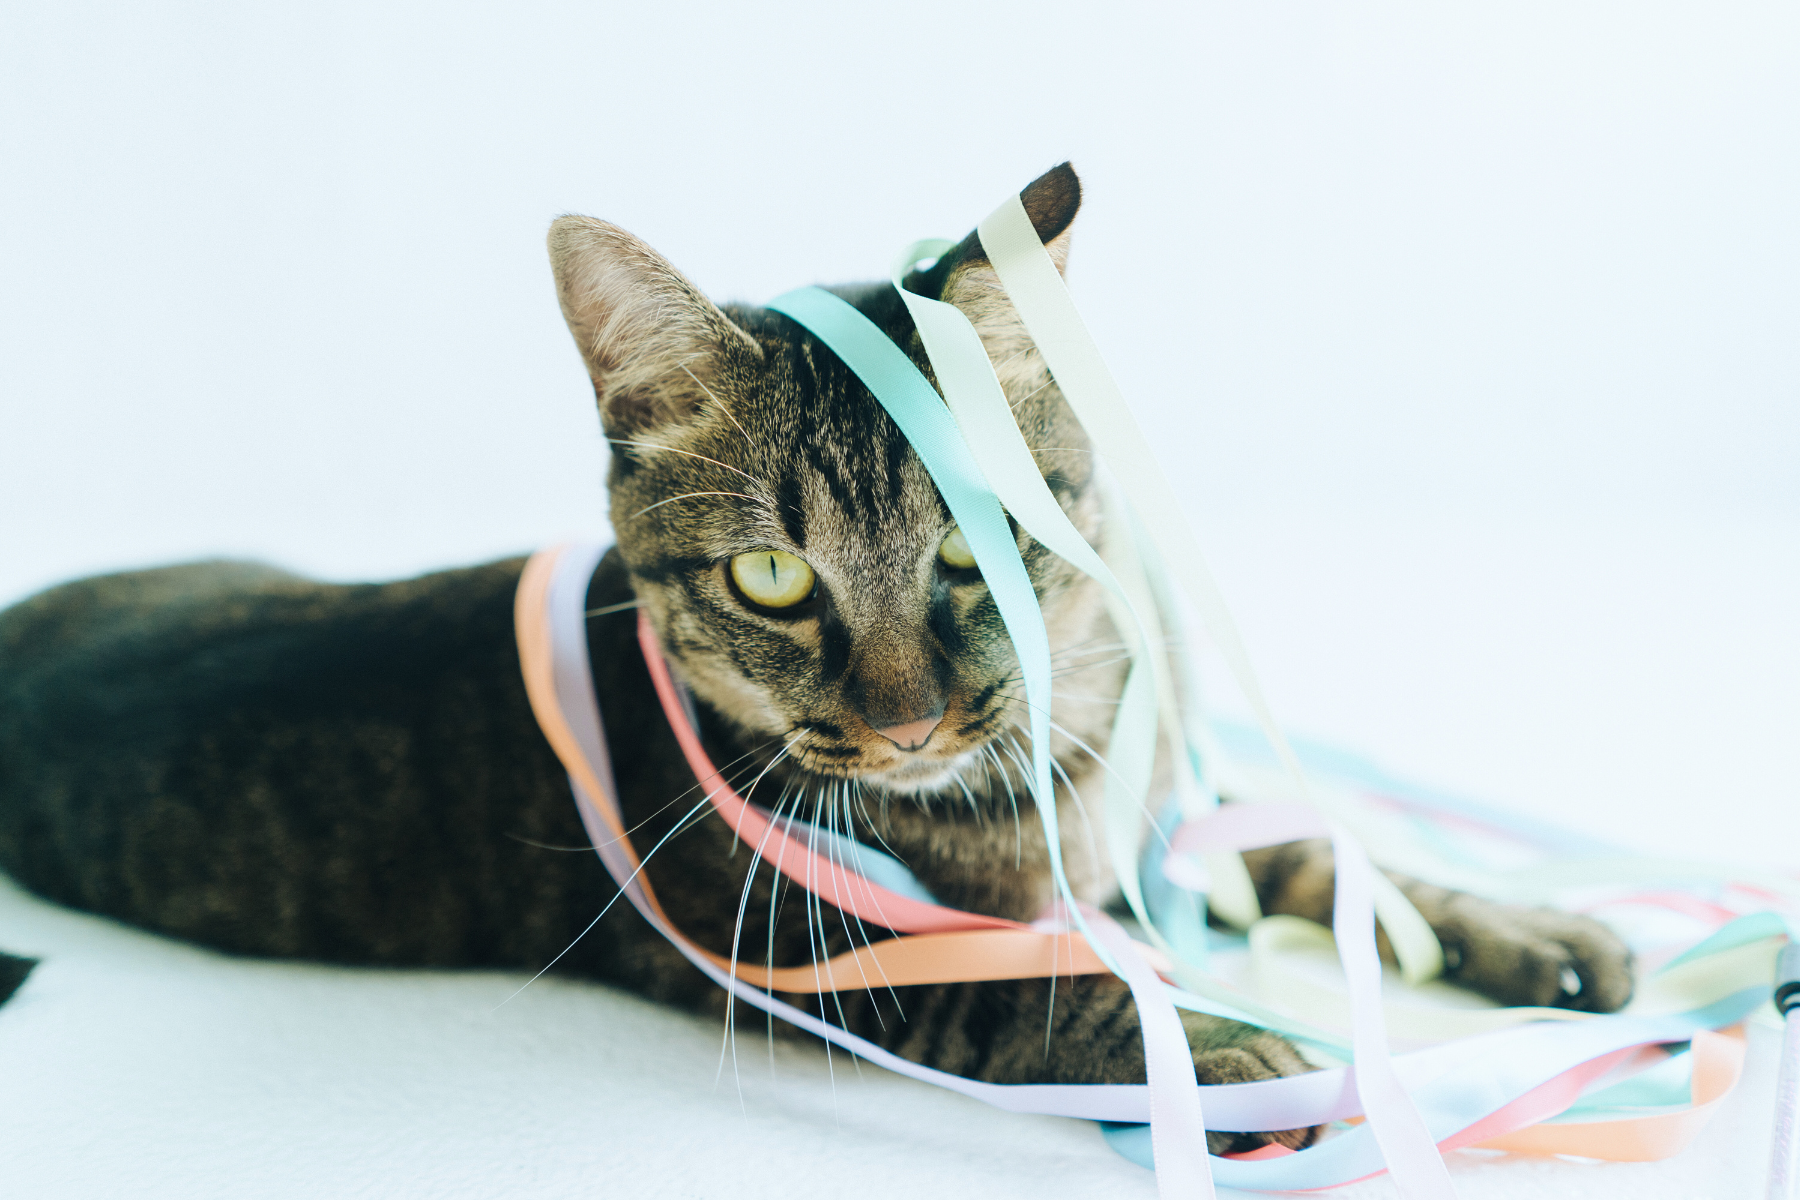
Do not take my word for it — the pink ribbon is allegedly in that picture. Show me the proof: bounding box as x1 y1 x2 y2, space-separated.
637 613 1021 936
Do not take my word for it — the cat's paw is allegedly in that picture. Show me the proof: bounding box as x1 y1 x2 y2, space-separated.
1437 902 1634 1013
1184 1015 1322 1154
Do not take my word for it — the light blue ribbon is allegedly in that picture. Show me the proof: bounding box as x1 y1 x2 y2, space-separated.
764 286 1094 953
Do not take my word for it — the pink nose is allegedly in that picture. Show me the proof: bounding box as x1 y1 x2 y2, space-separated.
877 716 942 751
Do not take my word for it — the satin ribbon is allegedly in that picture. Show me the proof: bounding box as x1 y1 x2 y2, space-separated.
939 199 1446 1194
890 241 1264 970
635 612 1019 938
886 240 1192 953
1109 1026 1748 1179
975 194 1445 990
765 284 1211 1197
505 168 1790 1200
1179 804 1455 1195
767 277 1449 1195
516 540 1775 1194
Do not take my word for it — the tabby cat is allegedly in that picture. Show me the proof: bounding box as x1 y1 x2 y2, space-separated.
0 163 1632 1153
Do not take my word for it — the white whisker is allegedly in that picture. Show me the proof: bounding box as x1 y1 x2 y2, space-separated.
1009 374 1056 410
489 788 718 1011
677 361 755 449
584 598 645 617
630 490 758 519
607 436 766 487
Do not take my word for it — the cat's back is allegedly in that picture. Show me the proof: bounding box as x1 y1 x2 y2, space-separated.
0 557 529 782
0 556 604 969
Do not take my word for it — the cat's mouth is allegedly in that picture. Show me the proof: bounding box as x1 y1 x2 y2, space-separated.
781 715 1017 798
856 747 992 795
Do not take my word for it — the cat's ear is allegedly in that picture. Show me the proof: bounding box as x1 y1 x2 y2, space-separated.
910 163 1080 384
547 217 761 437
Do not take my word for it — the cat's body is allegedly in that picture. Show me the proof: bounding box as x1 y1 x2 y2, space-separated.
0 164 1633 1153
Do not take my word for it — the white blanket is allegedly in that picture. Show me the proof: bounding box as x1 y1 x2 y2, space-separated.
0 867 1784 1200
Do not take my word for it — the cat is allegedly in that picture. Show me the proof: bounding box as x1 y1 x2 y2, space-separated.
0 163 1633 1154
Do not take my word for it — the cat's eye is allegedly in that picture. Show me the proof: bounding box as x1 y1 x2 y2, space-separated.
729 549 816 610
938 526 978 570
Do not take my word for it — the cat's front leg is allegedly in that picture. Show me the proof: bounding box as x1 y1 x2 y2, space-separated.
1242 839 1635 1012
835 977 1322 1155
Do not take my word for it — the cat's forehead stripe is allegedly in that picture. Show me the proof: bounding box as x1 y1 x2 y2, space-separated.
775 469 807 549
790 333 928 529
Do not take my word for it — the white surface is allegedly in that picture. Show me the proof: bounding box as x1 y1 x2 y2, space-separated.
0 842 1789 1200
1195 513 1800 870
2 3 1797 1197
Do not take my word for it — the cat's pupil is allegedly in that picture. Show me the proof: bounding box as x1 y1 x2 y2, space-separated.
728 548 815 610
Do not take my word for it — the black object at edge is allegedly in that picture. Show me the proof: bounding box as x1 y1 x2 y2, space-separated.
0 951 37 1007
1775 944 1800 1016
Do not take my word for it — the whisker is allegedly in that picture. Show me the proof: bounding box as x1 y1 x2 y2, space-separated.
1001 715 1103 874
503 833 603 852
764 800 793 1075
820 788 867 1079
989 344 1036 377
849 782 907 865
1009 374 1056 410
950 764 979 819
1052 642 1130 661
1004 696 1170 850
489 788 720 1011
606 437 766 487
823 782 894 1032
727 744 796 856
799 791 845 1112
1049 751 1101 878
994 665 1119 694
630 490 757 519
1050 654 1135 679
1051 633 1128 657
721 788 804 1097
584 598 645 617
494 739 787 1009
992 741 1024 865
593 737 786 854
1043 713 1157 820
995 735 1031 866
677 361 755 449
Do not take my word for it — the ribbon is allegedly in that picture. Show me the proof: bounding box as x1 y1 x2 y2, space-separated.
975 194 1445 988
765 285 1211 1197
516 540 1777 1193
506 171 1792 1200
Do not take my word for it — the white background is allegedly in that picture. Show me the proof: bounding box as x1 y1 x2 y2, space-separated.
4 5 1799 1198
3 7 1796 872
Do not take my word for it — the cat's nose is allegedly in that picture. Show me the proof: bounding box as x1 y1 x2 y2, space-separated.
877 715 942 751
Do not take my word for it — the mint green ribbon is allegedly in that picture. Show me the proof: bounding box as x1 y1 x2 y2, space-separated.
974 195 1445 987
763 286 1091 947
884 244 1166 933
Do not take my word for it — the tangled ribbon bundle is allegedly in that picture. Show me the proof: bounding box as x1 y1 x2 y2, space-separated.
515 189 1800 1198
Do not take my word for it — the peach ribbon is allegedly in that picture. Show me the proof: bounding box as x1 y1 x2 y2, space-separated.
516 543 1136 992
517 540 1770 1189
1472 1028 1746 1159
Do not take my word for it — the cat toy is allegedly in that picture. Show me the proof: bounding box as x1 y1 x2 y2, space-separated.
516 184 1799 1198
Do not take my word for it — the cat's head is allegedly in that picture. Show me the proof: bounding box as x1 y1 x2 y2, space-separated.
547 164 1111 799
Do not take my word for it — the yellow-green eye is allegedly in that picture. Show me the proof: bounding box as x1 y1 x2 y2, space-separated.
729 549 816 609
938 526 977 570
